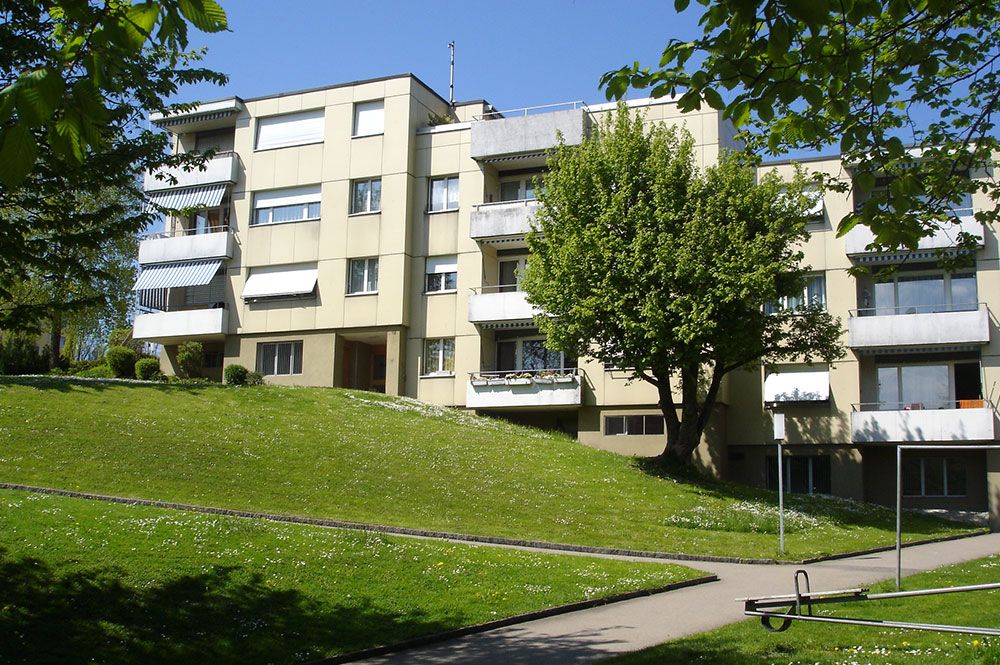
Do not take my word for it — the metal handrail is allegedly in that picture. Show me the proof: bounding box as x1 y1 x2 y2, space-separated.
472 198 539 210
140 225 232 240
469 367 579 379
474 100 587 121
848 301 985 317
852 399 990 412
470 284 524 295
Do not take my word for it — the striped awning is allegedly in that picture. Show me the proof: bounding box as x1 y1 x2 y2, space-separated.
132 259 222 291
481 151 547 164
146 184 227 211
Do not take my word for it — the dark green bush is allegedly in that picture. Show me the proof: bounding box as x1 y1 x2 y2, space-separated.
135 357 161 381
175 341 203 378
68 359 103 375
223 363 249 385
105 346 138 379
77 365 114 378
246 371 264 386
0 335 49 375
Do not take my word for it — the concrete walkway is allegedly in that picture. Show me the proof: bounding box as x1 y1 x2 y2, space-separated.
360 533 1000 664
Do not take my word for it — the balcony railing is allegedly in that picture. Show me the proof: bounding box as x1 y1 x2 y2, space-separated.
470 104 590 160
466 368 582 409
843 215 984 255
132 307 227 343
847 302 989 349
137 228 233 265
851 400 995 442
143 152 238 192
473 100 588 121
470 199 539 243
468 286 540 324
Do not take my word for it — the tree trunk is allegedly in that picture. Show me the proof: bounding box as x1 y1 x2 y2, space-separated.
48 313 62 370
654 363 725 466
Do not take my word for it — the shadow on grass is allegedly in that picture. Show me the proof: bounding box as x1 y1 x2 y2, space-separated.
0 375 217 395
0 548 456 664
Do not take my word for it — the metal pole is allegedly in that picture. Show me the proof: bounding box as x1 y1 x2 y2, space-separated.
896 444 902 591
448 41 455 105
778 439 785 554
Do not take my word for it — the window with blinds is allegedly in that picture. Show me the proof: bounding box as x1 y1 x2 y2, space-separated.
255 109 325 150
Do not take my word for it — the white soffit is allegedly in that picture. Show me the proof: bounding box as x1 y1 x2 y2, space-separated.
764 370 830 403
242 266 318 300
132 259 222 291
147 184 227 211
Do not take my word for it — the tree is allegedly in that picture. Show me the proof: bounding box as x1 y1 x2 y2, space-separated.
0 1 228 333
600 0 1000 255
521 107 843 463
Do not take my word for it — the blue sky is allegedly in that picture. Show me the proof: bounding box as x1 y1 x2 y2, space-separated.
180 0 701 110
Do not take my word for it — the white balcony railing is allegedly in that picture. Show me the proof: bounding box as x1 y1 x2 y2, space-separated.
844 216 984 255
470 199 539 243
138 228 233 265
466 368 582 409
468 287 541 324
143 152 238 192
132 308 227 343
851 401 995 442
848 303 989 349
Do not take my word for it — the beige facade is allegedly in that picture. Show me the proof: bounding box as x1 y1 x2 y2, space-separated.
134 73 999 515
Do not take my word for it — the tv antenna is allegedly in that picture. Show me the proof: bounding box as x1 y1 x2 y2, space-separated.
448 41 455 105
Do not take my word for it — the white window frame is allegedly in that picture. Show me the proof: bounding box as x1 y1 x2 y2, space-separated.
422 338 455 376
425 256 458 294
766 273 826 314
429 175 460 212
353 100 385 137
255 109 325 151
256 341 303 376
862 270 978 315
498 256 529 292
252 185 322 226
604 415 665 436
496 335 570 372
347 257 379 295
350 178 382 215
498 174 540 202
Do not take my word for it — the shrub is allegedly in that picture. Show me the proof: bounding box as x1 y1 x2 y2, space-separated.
246 370 264 386
135 357 161 381
0 335 49 375
175 341 203 378
76 365 114 378
105 346 138 379
68 359 103 375
224 363 249 385
108 328 144 353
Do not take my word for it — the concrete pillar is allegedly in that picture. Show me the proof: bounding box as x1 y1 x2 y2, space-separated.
987 449 1000 532
386 328 405 396
331 333 345 388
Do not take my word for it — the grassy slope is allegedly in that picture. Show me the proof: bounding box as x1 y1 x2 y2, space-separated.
0 490 699 662
613 554 1000 665
0 377 974 559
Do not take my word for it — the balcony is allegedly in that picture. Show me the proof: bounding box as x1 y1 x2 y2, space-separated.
848 303 989 351
138 228 233 265
470 103 590 161
144 152 239 193
132 308 227 344
470 200 539 245
844 216 984 256
466 368 583 409
468 288 540 326
851 401 995 442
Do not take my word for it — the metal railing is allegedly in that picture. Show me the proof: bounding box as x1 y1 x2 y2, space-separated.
849 301 984 317
472 198 539 210
852 399 990 412
469 284 524 295
474 100 587 121
140 225 232 240
469 367 580 382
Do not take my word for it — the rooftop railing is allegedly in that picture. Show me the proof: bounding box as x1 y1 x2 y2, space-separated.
474 100 587 121
849 302 985 317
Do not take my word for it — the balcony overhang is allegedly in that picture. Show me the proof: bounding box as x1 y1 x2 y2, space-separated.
132 308 227 344
848 305 989 352
144 153 239 195
138 230 233 265
150 98 244 133
851 406 995 443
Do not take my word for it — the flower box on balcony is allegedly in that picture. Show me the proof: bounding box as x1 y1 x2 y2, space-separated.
507 378 532 386
471 378 489 387
553 375 575 384
487 378 506 386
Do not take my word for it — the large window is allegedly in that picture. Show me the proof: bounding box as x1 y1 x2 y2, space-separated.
350 178 381 214
605 415 665 436
867 272 977 315
423 338 455 375
425 256 457 293
499 175 538 202
766 455 832 495
766 274 826 313
496 336 575 373
903 457 967 497
255 109 324 150
347 258 378 294
256 341 303 376
876 361 981 410
498 256 528 293
252 185 321 226
429 176 459 212
353 100 384 137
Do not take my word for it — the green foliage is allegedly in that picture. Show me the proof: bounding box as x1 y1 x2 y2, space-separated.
75 364 113 378
0 334 48 375
109 328 145 354
245 370 264 386
522 106 843 461
67 358 102 375
223 363 248 385
601 1 1000 253
175 341 203 379
105 345 138 379
134 357 161 381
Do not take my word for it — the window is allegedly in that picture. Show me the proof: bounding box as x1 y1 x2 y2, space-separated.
425 256 457 293
605 415 665 436
256 341 303 376
429 176 459 212
499 175 538 202
903 457 966 497
348 258 378 294
876 361 981 411
189 206 227 235
498 256 528 293
495 336 575 372
255 109 324 150
252 185 321 226
423 338 455 375
353 100 384 137
766 455 832 495
350 178 381 214
202 350 224 368
185 274 226 307
865 272 977 316
766 274 826 313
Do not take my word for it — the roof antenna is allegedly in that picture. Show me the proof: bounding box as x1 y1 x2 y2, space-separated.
448 41 455 106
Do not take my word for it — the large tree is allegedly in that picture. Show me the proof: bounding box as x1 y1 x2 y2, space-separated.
521 108 843 463
600 0 1000 255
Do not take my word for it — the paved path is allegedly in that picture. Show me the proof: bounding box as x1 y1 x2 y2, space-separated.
360 533 1000 664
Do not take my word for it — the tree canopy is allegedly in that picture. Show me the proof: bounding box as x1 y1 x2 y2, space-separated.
600 0 1000 255
521 107 843 462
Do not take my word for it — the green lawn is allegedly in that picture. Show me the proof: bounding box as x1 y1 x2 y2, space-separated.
0 489 701 663
612 554 1000 665
0 377 976 559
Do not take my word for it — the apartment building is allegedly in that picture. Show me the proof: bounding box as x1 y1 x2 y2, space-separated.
132 73 1000 519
